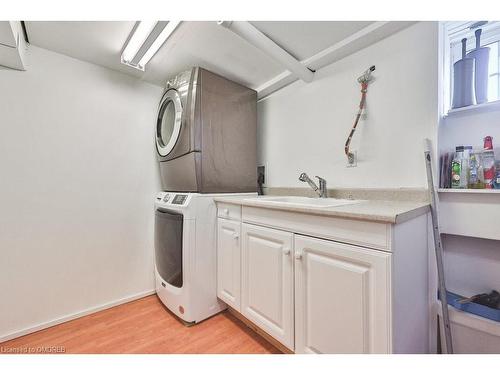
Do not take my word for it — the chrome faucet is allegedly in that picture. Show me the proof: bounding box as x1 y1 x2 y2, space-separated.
298 173 328 198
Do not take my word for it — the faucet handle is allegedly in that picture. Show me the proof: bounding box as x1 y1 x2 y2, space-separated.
315 176 328 198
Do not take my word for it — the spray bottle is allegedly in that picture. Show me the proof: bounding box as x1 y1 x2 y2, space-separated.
483 136 495 189
451 146 464 189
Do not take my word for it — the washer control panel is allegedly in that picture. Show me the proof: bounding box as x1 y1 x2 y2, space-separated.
172 194 188 205
156 192 191 206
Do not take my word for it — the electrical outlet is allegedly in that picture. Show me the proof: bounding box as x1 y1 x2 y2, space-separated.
257 165 266 185
347 151 357 167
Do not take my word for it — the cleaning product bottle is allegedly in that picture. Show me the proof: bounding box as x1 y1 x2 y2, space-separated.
451 146 464 188
477 149 485 187
461 146 472 188
469 152 480 188
482 136 496 189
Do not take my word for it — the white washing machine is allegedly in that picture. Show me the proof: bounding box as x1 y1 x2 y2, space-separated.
154 191 255 324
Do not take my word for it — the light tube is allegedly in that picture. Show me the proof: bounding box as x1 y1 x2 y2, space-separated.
121 21 181 71
138 21 181 69
121 21 157 65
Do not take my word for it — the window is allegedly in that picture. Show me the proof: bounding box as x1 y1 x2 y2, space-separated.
444 21 500 112
487 42 499 101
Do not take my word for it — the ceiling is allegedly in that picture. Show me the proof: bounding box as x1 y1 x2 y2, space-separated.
25 21 412 93
251 21 374 61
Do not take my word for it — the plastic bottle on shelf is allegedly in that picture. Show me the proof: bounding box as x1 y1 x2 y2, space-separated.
469 152 480 188
493 160 500 189
469 151 487 189
451 146 464 189
477 151 485 187
482 136 496 189
461 146 472 188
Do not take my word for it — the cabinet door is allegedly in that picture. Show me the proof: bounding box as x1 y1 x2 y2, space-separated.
294 235 391 354
241 223 294 350
217 218 241 310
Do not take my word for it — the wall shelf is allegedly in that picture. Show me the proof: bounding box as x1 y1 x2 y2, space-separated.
445 100 500 118
438 189 500 241
438 188 500 194
436 301 500 353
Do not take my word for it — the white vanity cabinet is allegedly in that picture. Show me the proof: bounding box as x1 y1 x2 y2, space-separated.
241 223 294 350
294 235 391 354
216 201 429 354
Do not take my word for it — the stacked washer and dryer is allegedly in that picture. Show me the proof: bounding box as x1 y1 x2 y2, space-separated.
154 67 257 324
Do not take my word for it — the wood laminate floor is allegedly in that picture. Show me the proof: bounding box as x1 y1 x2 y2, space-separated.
1 295 281 354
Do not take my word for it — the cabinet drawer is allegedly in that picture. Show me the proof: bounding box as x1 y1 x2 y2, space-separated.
217 203 241 221
242 206 392 251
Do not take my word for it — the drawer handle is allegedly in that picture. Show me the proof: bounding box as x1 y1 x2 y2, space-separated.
294 252 302 260
283 247 291 256
232 233 239 240
223 209 229 216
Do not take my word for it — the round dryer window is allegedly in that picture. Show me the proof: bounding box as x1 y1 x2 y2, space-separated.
156 89 182 157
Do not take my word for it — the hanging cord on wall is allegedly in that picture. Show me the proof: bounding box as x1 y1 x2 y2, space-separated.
344 65 376 164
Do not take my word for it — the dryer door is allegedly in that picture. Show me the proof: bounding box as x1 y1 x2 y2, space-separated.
156 89 183 157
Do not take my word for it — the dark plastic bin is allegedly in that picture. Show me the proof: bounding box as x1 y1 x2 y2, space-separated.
439 291 500 322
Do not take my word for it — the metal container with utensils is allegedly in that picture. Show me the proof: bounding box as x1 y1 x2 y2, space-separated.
452 38 476 109
467 28 490 104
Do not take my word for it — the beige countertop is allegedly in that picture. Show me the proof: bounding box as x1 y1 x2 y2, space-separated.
213 196 430 224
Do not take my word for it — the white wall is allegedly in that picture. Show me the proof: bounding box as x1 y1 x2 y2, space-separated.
0 45 162 341
258 22 439 189
439 108 500 156
443 234 500 296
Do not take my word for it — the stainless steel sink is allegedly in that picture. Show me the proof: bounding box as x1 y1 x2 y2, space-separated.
245 196 362 208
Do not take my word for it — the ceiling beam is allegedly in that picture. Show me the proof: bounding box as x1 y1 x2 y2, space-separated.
256 21 416 100
218 21 315 83
0 21 27 70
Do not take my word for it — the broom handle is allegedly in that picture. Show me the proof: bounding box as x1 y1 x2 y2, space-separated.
424 138 454 354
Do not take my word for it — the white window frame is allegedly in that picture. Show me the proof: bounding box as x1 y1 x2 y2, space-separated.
441 21 500 115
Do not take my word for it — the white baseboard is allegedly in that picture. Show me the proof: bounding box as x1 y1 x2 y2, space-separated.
0 289 156 343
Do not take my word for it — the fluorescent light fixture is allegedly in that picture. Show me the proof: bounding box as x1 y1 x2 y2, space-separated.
121 21 156 64
138 21 181 68
121 21 181 71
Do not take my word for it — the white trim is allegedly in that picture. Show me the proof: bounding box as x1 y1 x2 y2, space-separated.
445 98 500 117
447 21 500 46
256 70 297 100
439 21 452 115
0 289 155 343
436 301 500 337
